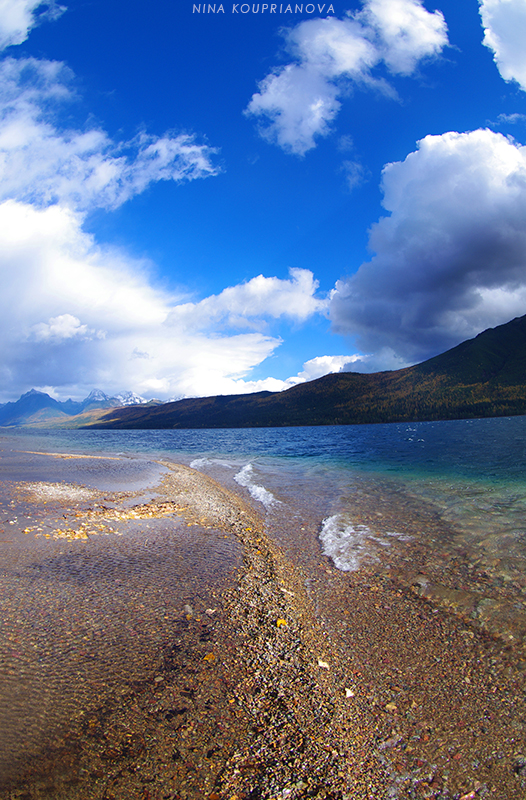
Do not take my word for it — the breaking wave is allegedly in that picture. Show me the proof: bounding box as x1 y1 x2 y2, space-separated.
190 457 234 469
234 464 277 509
319 514 410 572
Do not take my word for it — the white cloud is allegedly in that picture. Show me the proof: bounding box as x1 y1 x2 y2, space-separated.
0 200 329 401
28 313 98 343
167 268 327 333
209 353 364 395
362 0 448 75
341 158 367 189
329 128 526 366
480 0 526 91
0 34 337 401
497 112 526 124
245 0 448 154
0 0 65 51
286 353 363 384
0 58 219 212
343 347 410 373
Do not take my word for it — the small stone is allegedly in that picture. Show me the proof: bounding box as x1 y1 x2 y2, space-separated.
385 702 398 713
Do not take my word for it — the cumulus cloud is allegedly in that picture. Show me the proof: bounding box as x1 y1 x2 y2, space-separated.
0 0 65 51
0 58 219 212
28 313 99 343
167 268 327 333
245 0 448 154
218 354 364 395
0 200 330 400
286 354 364 383
0 18 337 400
480 0 526 91
329 128 526 367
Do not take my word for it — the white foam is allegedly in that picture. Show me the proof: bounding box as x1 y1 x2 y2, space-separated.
190 457 233 470
319 514 410 572
234 464 277 509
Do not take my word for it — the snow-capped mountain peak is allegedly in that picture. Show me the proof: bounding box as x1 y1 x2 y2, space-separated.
114 391 147 406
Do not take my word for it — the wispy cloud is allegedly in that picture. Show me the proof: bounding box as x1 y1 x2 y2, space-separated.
245 0 448 155
341 158 367 189
330 128 526 368
0 58 219 212
0 0 65 51
497 112 526 124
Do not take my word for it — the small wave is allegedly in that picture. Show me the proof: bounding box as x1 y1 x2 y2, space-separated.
319 514 409 572
234 464 277 509
190 457 233 470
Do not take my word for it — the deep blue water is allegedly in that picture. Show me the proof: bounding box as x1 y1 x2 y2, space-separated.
4 415 526 483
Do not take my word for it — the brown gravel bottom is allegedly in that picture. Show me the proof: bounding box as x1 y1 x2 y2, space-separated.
0 457 525 800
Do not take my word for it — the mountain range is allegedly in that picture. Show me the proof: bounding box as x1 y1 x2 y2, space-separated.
2 314 526 429
91 314 526 429
0 389 155 427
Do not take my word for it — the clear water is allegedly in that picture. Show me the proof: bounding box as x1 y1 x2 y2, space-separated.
4 416 526 591
2 417 526 795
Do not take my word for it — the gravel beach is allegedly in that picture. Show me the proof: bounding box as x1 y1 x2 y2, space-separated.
0 443 525 799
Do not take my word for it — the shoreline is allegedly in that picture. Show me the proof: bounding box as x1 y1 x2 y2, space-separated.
0 445 525 798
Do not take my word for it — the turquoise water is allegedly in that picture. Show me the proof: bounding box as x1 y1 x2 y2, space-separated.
4 417 526 610
4 415 525 482
6 417 526 585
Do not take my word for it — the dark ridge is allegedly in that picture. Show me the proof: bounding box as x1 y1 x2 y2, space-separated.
89 314 526 429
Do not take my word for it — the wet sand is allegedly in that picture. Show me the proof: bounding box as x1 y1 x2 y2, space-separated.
0 443 525 799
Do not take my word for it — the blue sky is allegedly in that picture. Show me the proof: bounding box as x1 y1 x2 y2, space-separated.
1 0 526 401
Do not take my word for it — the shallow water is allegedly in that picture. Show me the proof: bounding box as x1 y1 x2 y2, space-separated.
0 448 242 791
1 421 526 796
4 420 526 599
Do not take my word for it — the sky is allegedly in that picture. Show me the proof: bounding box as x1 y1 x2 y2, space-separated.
1 0 526 402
